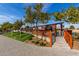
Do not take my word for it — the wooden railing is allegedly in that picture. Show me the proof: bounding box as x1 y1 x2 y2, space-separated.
32 30 49 37
64 30 72 49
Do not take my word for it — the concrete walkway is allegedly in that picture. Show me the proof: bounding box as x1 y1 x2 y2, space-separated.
0 35 79 56
53 36 70 49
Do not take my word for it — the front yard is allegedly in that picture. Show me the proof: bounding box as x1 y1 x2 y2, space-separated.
3 32 50 47
3 32 34 42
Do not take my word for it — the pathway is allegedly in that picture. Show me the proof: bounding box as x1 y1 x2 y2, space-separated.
0 35 79 56
53 36 70 49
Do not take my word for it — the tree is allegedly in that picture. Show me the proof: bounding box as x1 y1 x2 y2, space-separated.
69 25 75 29
24 6 35 32
33 4 43 30
1 22 13 32
24 4 50 30
24 4 50 39
33 4 50 30
13 20 23 30
33 3 50 39
53 12 65 21
24 6 35 26
53 6 79 32
40 12 50 23
64 6 79 24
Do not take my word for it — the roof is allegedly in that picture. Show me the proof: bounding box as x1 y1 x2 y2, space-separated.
35 21 64 27
21 21 64 28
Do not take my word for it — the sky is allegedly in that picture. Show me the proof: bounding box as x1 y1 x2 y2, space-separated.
0 3 79 28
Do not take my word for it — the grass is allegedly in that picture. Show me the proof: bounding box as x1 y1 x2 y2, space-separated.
3 32 34 42
3 32 50 47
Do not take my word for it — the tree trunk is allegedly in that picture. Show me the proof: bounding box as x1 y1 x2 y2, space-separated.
35 20 39 39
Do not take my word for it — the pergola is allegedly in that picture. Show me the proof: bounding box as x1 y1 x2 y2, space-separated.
32 22 64 36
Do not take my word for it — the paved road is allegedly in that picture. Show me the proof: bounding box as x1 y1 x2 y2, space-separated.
0 35 79 56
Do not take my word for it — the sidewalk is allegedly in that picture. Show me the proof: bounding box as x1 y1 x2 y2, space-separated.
0 35 79 56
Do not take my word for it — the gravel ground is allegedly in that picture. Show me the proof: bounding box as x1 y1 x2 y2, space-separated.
0 35 79 56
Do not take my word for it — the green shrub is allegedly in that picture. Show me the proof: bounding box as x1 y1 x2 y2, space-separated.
40 42 46 46
35 41 39 44
32 40 39 44
32 40 35 43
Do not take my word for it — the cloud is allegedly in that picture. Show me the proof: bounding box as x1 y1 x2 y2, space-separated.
0 14 20 24
0 4 24 24
42 3 53 12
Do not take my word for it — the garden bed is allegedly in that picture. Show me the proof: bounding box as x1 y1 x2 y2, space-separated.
72 32 79 50
25 37 50 47
73 40 79 50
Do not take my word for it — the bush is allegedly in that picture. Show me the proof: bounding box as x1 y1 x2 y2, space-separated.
32 40 39 44
40 42 46 46
32 38 49 47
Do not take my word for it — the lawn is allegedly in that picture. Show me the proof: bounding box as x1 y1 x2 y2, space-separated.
3 32 34 42
3 32 50 47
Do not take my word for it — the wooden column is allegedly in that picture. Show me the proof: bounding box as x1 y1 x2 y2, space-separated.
48 30 52 47
52 24 56 36
60 23 62 36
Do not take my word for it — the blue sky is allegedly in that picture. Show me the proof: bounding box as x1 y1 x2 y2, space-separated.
0 3 79 28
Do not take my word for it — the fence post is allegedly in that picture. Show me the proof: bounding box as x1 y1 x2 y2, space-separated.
69 30 72 49
48 30 52 47
70 35 72 49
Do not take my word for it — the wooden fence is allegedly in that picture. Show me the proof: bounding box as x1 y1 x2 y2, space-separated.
32 30 48 37
64 30 73 49
32 30 53 47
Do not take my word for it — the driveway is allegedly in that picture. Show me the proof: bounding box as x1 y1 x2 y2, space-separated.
0 35 79 56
